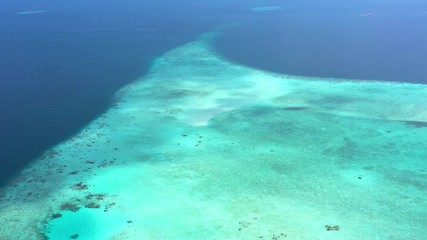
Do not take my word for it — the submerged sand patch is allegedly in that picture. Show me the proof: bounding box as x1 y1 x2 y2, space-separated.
1 31 426 240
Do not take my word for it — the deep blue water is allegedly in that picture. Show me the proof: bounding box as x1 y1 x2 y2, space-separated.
1 0 426 185
213 0 427 83
0 0 237 184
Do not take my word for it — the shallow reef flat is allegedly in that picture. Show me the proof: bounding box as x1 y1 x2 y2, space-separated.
0 31 426 240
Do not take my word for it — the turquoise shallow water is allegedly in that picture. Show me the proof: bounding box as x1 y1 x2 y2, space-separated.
0 31 426 239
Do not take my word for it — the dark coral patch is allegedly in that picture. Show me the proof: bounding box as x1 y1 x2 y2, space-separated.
60 203 80 212
70 234 79 239
71 182 88 191
51 213 62 219
325 225 340 231
84 202 100 209
85 194 105 201
104 202 116 212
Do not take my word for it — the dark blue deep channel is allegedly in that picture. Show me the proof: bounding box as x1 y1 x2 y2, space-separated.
213 0 427 84
1 0 426 186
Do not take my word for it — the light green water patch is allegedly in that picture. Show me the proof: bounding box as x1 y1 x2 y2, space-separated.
1 30 427 239
45 208 127 240
251 6 283 12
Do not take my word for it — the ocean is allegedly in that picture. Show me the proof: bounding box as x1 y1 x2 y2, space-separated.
0 0 426 239
0 0 227 183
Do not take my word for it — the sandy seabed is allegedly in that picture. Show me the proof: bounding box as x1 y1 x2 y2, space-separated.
1 31 427 240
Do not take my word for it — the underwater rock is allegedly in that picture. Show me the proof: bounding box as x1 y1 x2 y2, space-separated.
85 193 105 201
51 213 62 219
104 202 116 212
60 203 80 212
271 233 287 240
325 225 340 231
71 182 88 191
70 234 79 239
84 202 100 209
